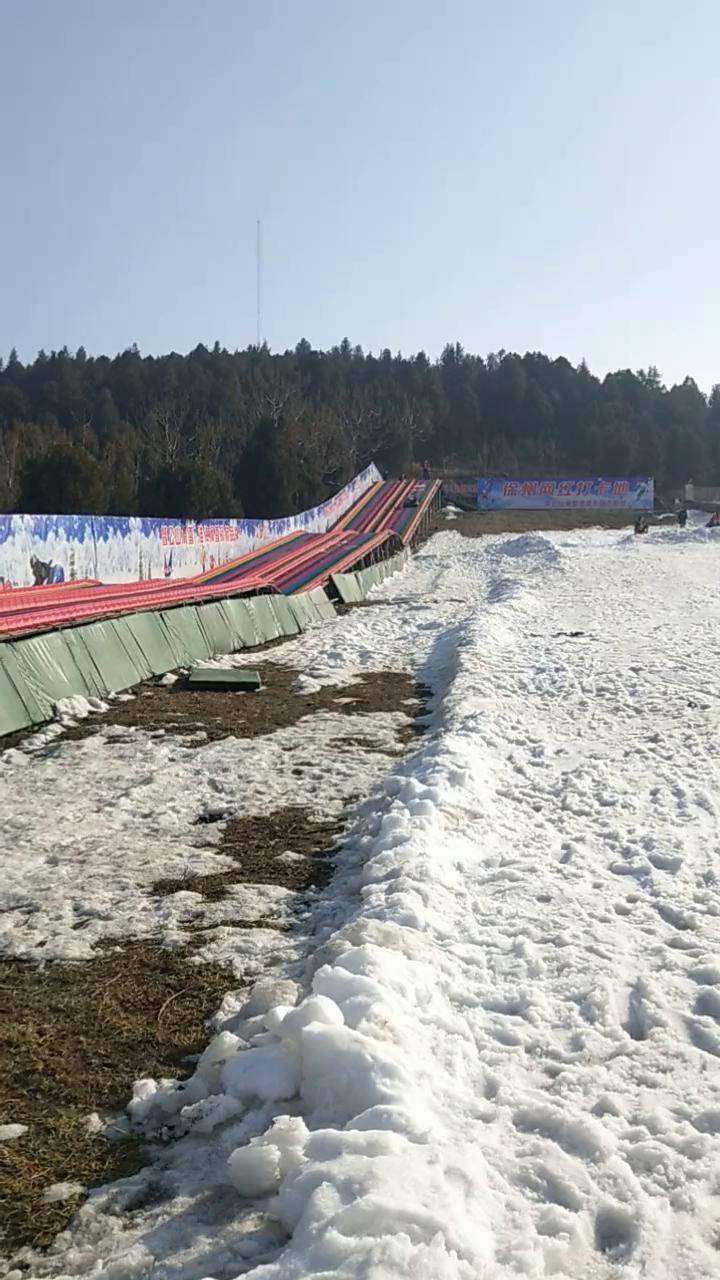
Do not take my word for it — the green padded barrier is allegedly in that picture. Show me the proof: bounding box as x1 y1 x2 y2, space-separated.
267 594 300 637
358 568 381 591
125 612 178 677
308 586 337 620
61 628 106 698
0 645 40 734
187 667 262 690
160 606 214 666
111 618 154 682
196 602 236 655
10 631 93 717
247 596 282 643
220 599 261 649
77 620 146 694
331 573 364 605
286 592 319 630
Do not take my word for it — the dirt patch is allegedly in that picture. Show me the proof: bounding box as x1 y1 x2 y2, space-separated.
435 510 634 537
63 666 430 748
153 806 346 900
0 943 236 1255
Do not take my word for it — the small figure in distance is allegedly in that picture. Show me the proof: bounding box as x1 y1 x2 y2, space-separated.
634 514 649 535
677 506 688 528
422 460 430 482
707 509 720 528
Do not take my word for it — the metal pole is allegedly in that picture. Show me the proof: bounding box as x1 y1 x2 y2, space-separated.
256 219 261 347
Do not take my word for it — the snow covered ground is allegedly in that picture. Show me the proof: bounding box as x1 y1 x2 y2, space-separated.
0 706 409 966
7 516 720 1279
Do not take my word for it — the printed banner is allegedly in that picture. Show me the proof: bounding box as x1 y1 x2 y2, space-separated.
476 477 654 511
0 464 382 589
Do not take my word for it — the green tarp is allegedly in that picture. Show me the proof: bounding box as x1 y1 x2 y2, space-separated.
61 628 107 698
160 606 214 666
77 620 146 693
221 599 261 649
267 594 300 637
331 550 410 606
125 611 178 676
196 602 236 655
247 596 282 643
111 618 154 682
10 631 92 717
286 593 317 630
0 647 39 735
331 572 364 605
308 587 336 620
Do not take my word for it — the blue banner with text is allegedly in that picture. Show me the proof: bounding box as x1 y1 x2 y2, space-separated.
476 477 653 511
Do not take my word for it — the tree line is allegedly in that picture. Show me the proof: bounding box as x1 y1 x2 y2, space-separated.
0 340 717 517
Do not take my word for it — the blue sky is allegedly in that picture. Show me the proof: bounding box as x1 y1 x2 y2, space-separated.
1 0 718 388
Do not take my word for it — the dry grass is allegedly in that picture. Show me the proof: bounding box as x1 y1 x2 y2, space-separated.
153 806 346 901
0 943 236 1253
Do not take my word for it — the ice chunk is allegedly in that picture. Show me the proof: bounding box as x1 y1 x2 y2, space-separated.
228 1116 309 1197
299 1023 411 1125
42 1181 84 1203
238 978 301 1019
279 995 345 1045
195 1030 241 1082
222 1043 301 1102
228 1143 281 1197
0 1123 28 1141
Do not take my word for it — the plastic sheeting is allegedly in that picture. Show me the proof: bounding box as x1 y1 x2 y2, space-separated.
331 573 364 605
307 587 336 620
0 647 42 736
221 599 261 650
267 595 300 638
196 602 236 656
286 593 321 630
124 612 178 677
160 607 214 667
247 597 282 644
77 620 147 694
11 631 91 717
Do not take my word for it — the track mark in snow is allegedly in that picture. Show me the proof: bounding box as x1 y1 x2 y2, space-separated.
594 1202 640 1260
694 987 720 1021
624 979 662 1041
687 1018 720 1057
513 1160 585 1212
511 1105 609 1162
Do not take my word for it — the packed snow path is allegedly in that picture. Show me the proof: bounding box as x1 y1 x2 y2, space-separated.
15 521 720 1279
